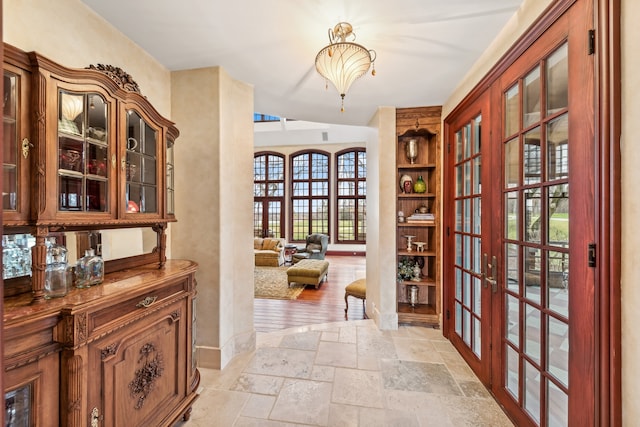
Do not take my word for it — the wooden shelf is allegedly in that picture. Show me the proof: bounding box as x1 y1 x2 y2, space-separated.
398 302 437 314
399 277 436 286
396 106 442 328
398 163 437 169
397 250 436 257
397 303 439 326
398 193 436 198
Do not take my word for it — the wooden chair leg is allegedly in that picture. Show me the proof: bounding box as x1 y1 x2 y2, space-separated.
344 293 349 314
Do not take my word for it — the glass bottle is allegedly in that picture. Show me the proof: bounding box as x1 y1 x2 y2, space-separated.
44 237 69 299
75 248 104 288
413 175 427 193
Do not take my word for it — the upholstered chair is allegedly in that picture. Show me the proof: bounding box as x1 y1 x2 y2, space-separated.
292 233 329 262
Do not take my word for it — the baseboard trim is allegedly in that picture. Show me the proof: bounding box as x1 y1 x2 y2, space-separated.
196 329 256 370
326 251 366 256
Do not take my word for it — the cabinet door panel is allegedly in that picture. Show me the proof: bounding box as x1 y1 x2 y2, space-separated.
3 63 31 223
89 301 187 427
123 109 162 218
4 352 60 427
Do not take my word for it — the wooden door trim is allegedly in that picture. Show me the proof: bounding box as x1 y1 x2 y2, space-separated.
595 0 621 425
1 3 5 425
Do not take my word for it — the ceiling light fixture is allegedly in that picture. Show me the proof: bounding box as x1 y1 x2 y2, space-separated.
315 22 376 112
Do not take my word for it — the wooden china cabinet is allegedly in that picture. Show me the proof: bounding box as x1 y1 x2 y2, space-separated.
2 43 198 426
395 106 442 326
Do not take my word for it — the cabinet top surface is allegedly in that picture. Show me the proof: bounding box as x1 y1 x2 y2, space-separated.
3 259 197 323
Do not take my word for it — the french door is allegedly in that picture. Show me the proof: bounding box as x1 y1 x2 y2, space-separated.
444 1 597 425
254 152 285 238
253 199 284 238
445 93 493 382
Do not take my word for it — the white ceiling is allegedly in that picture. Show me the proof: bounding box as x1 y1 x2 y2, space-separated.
81 0 524 126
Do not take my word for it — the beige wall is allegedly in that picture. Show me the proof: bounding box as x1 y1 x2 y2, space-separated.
4 0 171 118
366 107 399 329
171 67 255 369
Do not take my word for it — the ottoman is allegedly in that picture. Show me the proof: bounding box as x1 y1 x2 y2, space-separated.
287 259 329 289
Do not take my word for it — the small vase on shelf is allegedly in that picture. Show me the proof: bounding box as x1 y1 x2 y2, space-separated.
405 139 418 164
413 175 427 193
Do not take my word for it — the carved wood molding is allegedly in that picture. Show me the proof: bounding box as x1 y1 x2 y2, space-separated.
86 64 141 94
34 72 47 216
67 355 83 424
31 225 50 302
77 312 88 343
129 343 164 409
59 311 88 347
101 343 119 360
152 223 167 267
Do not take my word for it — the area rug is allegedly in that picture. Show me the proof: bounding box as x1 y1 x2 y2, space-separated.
254 266 305 300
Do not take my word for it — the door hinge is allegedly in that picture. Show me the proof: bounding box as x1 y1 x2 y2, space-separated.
447 142 450 153
446 309 450 320
446 226 450 237
588 243 596 267
588 29 595 55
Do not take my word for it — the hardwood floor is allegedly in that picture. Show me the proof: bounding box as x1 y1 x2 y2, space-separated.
254 255 367 333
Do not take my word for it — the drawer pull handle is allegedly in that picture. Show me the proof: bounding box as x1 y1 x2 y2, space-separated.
136 296 157 308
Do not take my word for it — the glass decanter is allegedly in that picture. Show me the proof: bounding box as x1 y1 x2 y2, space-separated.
44 237 69 299
75 248 104 288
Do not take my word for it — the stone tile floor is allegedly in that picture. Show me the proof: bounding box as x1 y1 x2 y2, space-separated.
176 319 514 426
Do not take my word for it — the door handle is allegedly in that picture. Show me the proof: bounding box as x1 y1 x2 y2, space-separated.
483 253 498 293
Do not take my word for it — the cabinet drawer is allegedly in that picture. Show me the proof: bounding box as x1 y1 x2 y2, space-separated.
88 279 186 336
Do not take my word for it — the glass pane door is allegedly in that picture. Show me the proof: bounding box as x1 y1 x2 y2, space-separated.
126 110 158 214
58 91 109 212
3 72 19 211
166 137 175 215
453 115 484 359
3 66 31 221
253 153 285 238
445 2 596 425
500 42 570 427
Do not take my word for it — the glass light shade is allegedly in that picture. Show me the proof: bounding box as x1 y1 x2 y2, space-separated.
315 42 373 98
315 22 376 111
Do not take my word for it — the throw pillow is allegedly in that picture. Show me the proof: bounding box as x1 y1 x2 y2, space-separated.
254 237 264 250
263 238 280 251
307 243 322 253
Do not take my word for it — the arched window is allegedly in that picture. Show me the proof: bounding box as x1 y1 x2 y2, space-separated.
290 150 330 241
336 148 366 243
254 152 285 237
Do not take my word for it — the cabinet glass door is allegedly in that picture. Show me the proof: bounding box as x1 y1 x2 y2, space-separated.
3 68 30 220
3 72 19 211
126 110 158 214
58 91 109 212
5 383 32 427
166 137 175 216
